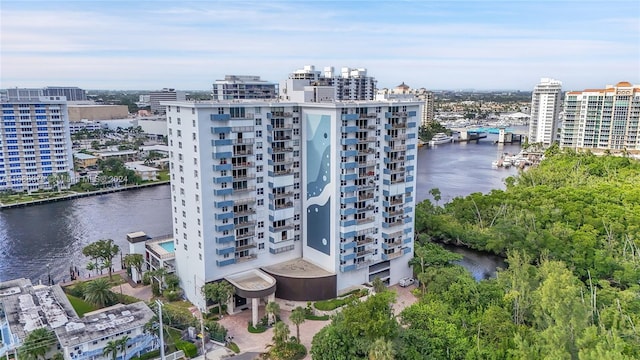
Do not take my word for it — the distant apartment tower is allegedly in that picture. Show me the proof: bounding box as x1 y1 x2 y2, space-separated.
0 92 75 191
561 82 640 151
376 84 434 128
280 65 377 102
6 87 87 102
212 75 278 100
43 86 87 101
149 88 185 114
528 78 563 145
163 98 419 313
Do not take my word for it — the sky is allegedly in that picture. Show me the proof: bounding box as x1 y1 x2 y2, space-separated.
1 0 639 91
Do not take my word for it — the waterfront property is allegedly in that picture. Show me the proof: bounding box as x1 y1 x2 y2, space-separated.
0 278 157 360
1 92 75 192
561 81 640 152
163 75 420 314
529 78 562 146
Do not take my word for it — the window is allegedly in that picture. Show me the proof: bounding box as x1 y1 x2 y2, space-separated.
255 118 262 125
177 130 182 137
258 232 264 239
192 119 196 126
184 244 187 250
257 165 263 172
257 188 263 195
257 199 264 206
258 243 265 250
256 141 262 149
256 130 262 137
258 221 264 228
294 182 300 189
257 154 263 161
257 176 263 184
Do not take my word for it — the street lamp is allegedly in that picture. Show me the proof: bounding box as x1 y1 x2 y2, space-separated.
47 263 51 285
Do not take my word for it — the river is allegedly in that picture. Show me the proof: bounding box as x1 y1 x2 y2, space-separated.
0 131 521 283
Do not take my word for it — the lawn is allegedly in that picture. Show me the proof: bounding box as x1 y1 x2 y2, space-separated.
66 294 98 316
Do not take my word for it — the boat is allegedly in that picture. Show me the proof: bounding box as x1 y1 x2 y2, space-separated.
429 133 453 146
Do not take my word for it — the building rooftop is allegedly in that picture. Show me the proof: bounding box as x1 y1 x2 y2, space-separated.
0 278 79 352
125 161 160 172
73 153 98 160
262 258 334 278
55 302 154 347
225 269 275 292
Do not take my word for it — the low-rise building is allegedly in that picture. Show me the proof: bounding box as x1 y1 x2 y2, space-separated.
73 153 98 168
124 161 159 181
95 150 138 162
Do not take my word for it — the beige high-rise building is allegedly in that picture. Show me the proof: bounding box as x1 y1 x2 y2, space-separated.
561 81 640 151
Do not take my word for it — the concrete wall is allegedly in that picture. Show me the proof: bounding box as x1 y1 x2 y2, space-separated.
68 105 129 121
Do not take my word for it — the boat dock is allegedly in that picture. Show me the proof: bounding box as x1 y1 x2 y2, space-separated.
0 181 170 210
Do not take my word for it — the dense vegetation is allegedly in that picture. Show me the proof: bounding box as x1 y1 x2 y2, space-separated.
311 151 640 359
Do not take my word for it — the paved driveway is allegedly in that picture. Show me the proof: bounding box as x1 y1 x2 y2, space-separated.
217 285 417 359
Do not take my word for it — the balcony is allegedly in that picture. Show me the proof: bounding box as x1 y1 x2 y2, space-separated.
358 160 377 167
390 177 405 184
382 251 402 261
357 248 374 257
271 112 293 118
383 220 404 228
275 201 294 210
273 135 292 141
235 241 257 251
357 205 376 213
272 158 294 165
272 168 293 176
233 138 254 145
385 208 403 217
271 123 293 129
235 254 258 263
235 198 256 206
356 237 375 246
358 192 374 200
233 186 256 194
270 244 295 254
232 161 253 169
233 149 253 157
233 174 256 182
234 207 256 216
234 220 256 229
357 137 377 143
358 148 376 156
271 223 295 232
271 190 294 199
235 231 255 240
272 147 293 153
356 217 375 225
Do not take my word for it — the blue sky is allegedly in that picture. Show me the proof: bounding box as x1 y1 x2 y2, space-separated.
1 0 639 91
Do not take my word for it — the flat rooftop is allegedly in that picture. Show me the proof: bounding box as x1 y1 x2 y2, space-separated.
55 302 154 347
225 269 275 292
263 258 334 278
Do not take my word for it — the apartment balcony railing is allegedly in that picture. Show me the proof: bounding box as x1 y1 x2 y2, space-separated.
234 220 256 229
356 217 375 225
358 160 377 167
357 137 377 143
235 254 258 263
233 186 256 193
359 192 374 200
273 168 293 176
271 223 295 232
275 201 294 210
233 149 253 156
356 237 375 246
273 135 292 141
233 138 254 145
272 147 294 153
235 231 255 240
272 158 294 165
235 241 257 251
235 198 256 206
232 161 253 169
357 205 376 213
233 208 255 216
357 248 374 257
358 148 376 155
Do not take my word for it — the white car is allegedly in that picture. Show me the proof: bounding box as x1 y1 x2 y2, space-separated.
399 277 415 287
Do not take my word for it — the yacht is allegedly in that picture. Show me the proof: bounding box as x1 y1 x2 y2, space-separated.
429 133 453 146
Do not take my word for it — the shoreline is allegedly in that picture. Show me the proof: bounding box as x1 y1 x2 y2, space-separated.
0 181 170 210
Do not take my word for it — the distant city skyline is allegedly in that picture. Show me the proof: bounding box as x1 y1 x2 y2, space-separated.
1 1 638 91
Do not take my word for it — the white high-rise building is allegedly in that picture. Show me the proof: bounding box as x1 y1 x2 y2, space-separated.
529 78 562 145
212 75 277 100
164 98 419 324
280 65 377 102
1 92 75 191
149 88 185 114
561 82 640 151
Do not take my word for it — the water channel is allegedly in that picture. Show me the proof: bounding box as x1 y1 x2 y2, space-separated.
0 132 521 283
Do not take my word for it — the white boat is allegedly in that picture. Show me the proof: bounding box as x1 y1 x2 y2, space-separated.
429 133 453 146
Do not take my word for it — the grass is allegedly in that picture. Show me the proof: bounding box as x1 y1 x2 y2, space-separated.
314 289 368 311
248 323 268 333
66 294 97 316
158 170 170 181
305 314 330 321
228 342 240 353
0 190 75 205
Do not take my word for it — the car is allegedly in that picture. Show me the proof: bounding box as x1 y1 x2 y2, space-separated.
399 277 415 287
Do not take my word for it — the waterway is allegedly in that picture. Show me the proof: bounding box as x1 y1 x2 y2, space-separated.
0 131 521 283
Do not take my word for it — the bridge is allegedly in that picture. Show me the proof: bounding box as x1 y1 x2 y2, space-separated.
458 129 487 143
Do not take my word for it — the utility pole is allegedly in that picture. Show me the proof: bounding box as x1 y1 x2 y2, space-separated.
156 300 165 360
200 307 206 357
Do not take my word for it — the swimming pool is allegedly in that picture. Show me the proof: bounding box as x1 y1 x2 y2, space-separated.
159 241 175 253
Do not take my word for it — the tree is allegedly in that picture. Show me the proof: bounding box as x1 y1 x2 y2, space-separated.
123 254 143 281
82 239 120 280
201 280 234 315
103 340 119 360
265 301 281 326
429 187 442 206
19 328 56 360
117 336 130 360
290 307 306 343
83 278 116 308
368 338 395 360
372 277 386 294
272 321 291 350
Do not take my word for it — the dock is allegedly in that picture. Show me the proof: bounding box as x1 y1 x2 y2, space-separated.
0 181 170 210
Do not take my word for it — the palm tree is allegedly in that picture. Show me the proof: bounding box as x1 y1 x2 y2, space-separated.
117 336 130 360
83 278 116 307
19 328 56 360
265 301 280 326
289 307 306 343
272 321 290 351
368 338 395 360
123 254 143 281
86 262 96 277
103 340 119 360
